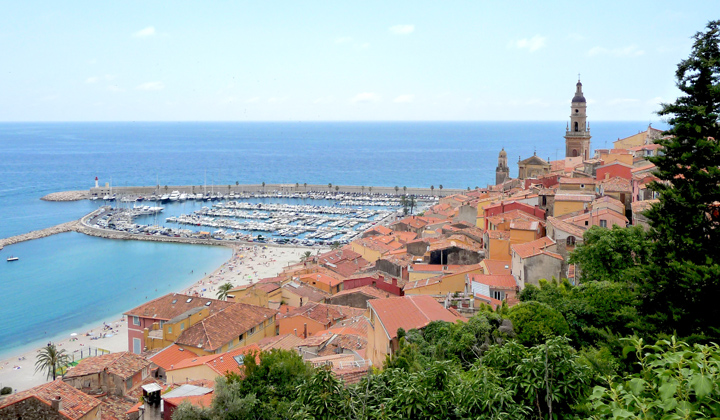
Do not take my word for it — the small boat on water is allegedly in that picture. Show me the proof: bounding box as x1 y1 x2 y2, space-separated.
7 256 18 262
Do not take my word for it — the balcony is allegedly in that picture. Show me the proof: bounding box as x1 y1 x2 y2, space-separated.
565 130 591 138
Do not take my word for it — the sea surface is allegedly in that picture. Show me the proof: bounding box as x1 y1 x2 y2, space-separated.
0 121 665 357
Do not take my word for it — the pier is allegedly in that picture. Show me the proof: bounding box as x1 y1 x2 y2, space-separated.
0 221 79 250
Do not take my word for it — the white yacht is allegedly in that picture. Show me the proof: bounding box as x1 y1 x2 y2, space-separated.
169 191 181 201
179 192 188 201
7 256 18 262
160 194 170 202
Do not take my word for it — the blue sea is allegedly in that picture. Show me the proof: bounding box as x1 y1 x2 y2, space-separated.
0 121 664 357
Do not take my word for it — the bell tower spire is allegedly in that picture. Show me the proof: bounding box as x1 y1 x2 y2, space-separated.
564 78 591 160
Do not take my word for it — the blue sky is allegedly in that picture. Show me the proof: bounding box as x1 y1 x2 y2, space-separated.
1 1 717 121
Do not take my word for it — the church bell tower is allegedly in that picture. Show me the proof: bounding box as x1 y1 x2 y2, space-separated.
496 148 509 185
564 79 591 160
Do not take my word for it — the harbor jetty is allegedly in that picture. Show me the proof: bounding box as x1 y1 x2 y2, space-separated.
0 220 79 250
40 190 87 201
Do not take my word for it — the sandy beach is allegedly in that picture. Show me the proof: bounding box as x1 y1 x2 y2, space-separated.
0 243 319 392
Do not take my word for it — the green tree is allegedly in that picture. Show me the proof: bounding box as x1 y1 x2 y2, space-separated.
430 185 434 195
301 251 312 262
403 186 407 194
589 337 720 419
569 225 651 284
328 183 332 190
368 186 372 194
261 181 265 192
34 344 69 381
508 301 570 346
303 182 307 190
295 182 299 190
334 185 339 192
642 20 720 340
439 184 443 192
394 185 399 194
401 195 409 215
292 367 349 419
408 195 416 214
216 282 233 300
329 241 341 250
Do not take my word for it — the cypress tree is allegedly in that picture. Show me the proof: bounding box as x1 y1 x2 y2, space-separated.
642 20 720 340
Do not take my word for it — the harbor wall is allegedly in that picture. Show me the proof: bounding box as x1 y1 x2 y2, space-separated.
0 221 79 249
88 183 470 198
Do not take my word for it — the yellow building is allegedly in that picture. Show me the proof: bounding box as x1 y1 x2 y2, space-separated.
553 194 594 217
145 302 278 356
228 282 282 309
403 265 483 295
613 125 664 149
166 344 261 384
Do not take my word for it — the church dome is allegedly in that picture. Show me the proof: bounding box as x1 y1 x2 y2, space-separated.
572 81 586 103
499 148 507 157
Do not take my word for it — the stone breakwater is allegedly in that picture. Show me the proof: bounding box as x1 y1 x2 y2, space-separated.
0 221 79 250
40 190 88 201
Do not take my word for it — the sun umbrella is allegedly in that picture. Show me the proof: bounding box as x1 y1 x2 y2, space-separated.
70 333 77 337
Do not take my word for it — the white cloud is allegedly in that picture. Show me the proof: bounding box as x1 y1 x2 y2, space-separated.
133 26 156 38
646 96 664 106
245 97 261 103
394 94 415 103
568 33 585 42
135 81 164 91
335 37 353 44
107 85 124 92
351 92 381 103
512 35 547 52
587 45 644 57
389 24 414 35
85 76 99 84
608 98 640 106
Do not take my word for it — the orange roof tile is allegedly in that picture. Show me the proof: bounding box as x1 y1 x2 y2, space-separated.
124 293 233 321
164 393 214 409
330 285 391 300
149 344 198 372
547 216 586 238
299 272 344 287
469 273 517 289
256 333 305 351
481 259 512 275
170 344 261 376
0 380 101 420
64 352 151 380
279 302 364 326
368 295 463 339
511 237 562 260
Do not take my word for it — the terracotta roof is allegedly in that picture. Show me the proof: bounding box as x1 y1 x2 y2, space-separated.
593 195 625 210
299 272 344 288
256 333 305 351
330 285 390 300
481 259 512 275
282 281 330 302
511 237 561 260
392 216 432 230
352 237 400 254
333 366 369 385
469 274 517 289
64 352 151 380
164 393 214 410
600 176 632 193
410 264 466 272
403 275 443 291
322 315 370 336
325 259 369 278
485 230 511 240
124 293 233 321
170 344 261 376
176 303 277 352
100 393 137 420
368 295 464 340
148 344 198 372
1 379 101 420
509 220 540 231
363 225 393 236
631 162 656 172
547 216 586 238
279 302 364 326
632 199 659 213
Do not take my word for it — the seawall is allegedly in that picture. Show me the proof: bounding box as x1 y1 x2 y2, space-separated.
0 221 79 250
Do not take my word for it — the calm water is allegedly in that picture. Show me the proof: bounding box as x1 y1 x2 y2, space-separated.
0 121 664 357
0 233 231 358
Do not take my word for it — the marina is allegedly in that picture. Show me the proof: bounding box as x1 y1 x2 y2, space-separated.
83 191 434 246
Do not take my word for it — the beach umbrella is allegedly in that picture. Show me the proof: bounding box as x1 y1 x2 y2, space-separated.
70 333 77 337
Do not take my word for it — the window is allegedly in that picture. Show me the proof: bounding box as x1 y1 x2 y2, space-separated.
585 221 589 226
168 326 172 334
132 316 140 326
492 290 504 300
180 322 185 331
600 219 607 228
566 236 576 246
574 122 579 131
249 327 256 335
238 333 244 341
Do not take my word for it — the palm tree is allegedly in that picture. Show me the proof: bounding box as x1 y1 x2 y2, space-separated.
409 195 416 214
304 182 307 191
296 182 300 191
430 185 434 195
403 186 407 194
361 186 365 194
236 181 239 186
394 186 399 195
368 186 373 194
335 185 339 192
301 251 313 262
330 241 341 250
262 181 265 192
35 344 69 381
328 183 332 191
401 195 409 215
217 282 234 300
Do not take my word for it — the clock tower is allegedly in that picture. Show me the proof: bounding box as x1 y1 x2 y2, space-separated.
564 79 591 160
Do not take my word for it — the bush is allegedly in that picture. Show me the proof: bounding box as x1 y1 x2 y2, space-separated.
508 301 570 346
0 386 11 395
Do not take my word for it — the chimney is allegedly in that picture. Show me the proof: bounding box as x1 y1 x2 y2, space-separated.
220 356 223 363
294 328 298 337
303 323 308 339
51 396 62 412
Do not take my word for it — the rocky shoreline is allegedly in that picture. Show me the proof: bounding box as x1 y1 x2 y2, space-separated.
40 190 88 201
